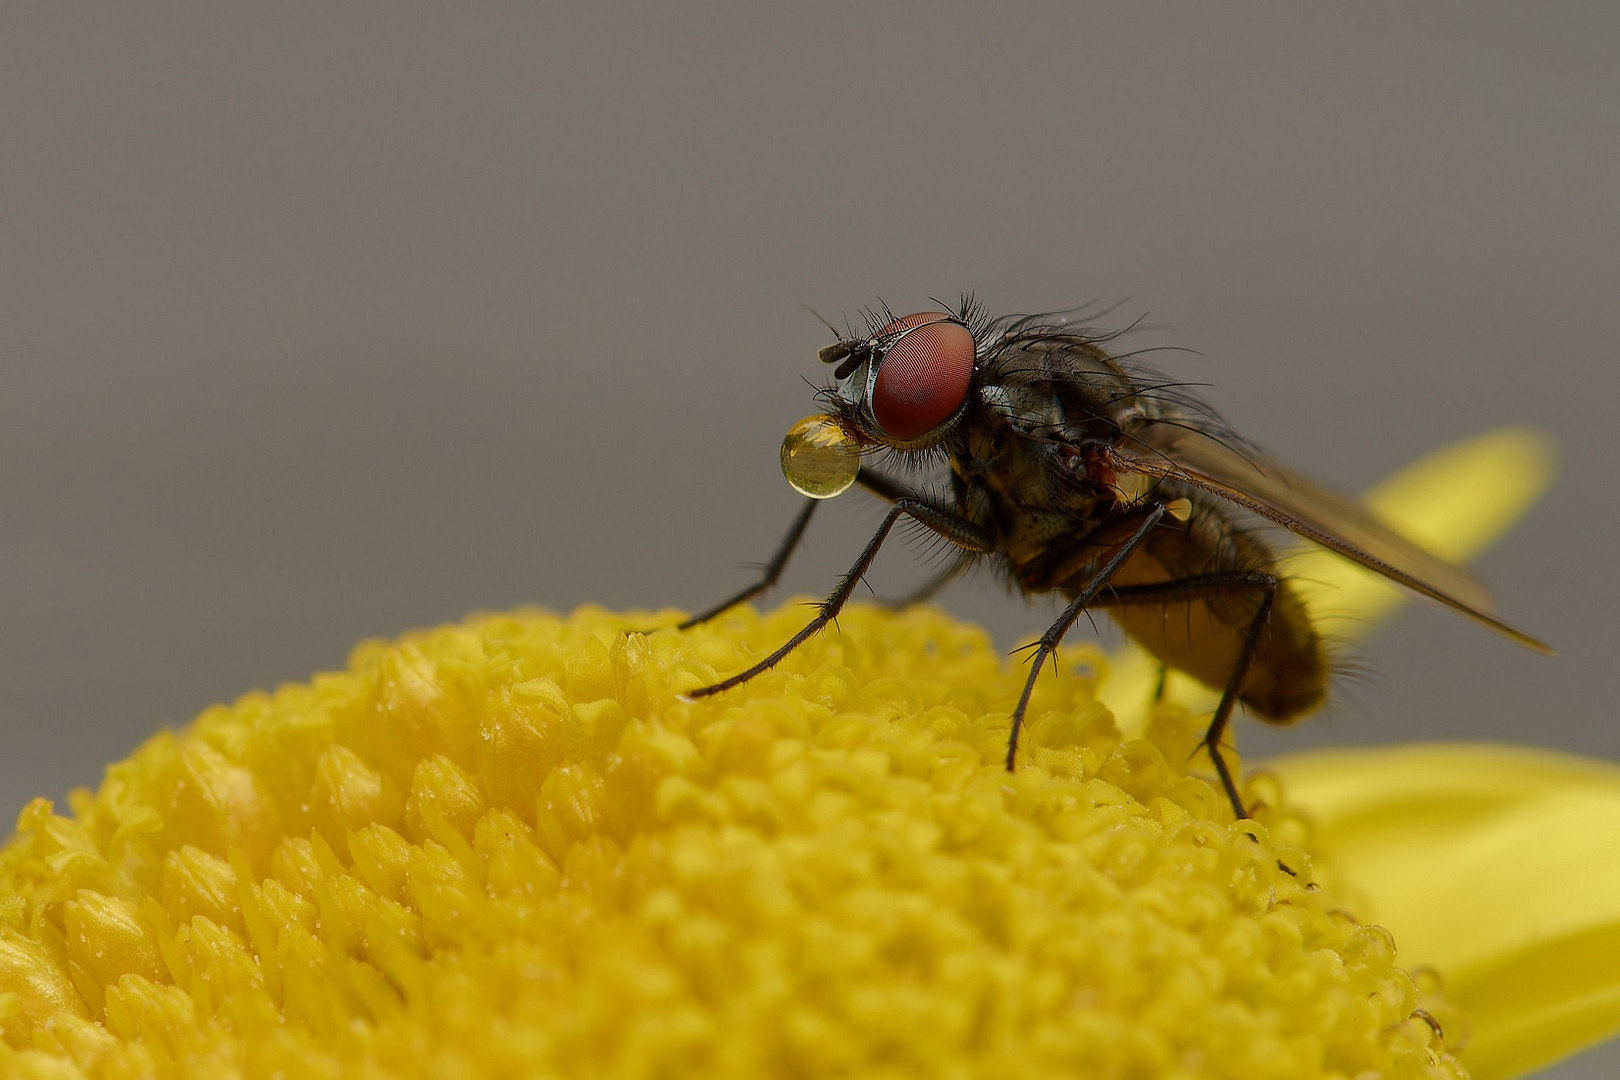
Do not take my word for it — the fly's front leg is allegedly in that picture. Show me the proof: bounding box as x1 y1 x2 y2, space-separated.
674 499 819 631
1005 503 1169 773
1089 571 1280 820
854 469 975 608
688 497 994 699
671 469 925 632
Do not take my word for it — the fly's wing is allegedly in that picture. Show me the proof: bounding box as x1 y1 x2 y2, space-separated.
1109 424 1550 653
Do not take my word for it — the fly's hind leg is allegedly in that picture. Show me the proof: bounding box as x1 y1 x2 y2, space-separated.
1088 571 1280 820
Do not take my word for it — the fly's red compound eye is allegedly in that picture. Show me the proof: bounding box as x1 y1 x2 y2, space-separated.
870 312 976 442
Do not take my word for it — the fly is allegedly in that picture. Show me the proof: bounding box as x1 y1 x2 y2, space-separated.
671 298 1548 819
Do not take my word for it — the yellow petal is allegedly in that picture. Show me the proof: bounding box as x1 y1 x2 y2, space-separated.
1271 744 1620 1080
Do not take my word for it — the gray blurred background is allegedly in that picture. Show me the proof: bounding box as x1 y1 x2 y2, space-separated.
2 4 1617 1072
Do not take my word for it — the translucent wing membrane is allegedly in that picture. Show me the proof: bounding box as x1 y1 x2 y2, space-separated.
1110 423 1551 654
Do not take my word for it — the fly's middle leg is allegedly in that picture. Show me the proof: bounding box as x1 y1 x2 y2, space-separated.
879 551 973 610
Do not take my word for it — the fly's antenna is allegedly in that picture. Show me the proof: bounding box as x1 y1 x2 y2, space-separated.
801 303 844 340
804 303 870 376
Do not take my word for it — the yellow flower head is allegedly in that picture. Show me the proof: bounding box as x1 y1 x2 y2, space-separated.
1 603 1463 1079
0 427 1594 1080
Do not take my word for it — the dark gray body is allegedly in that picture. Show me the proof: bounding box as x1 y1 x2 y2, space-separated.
691 305 1539 818
920 328 1326 721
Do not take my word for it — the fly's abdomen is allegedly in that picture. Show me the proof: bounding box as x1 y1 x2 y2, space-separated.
1095 517 1327 723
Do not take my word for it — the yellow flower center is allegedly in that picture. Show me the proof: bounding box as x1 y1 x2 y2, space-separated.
0 605 1463 1078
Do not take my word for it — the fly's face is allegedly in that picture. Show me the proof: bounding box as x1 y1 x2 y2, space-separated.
781 309 980 501
822 311 979 451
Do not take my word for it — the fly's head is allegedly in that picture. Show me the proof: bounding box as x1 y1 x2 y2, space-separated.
820 309 979 452
781 306 983 501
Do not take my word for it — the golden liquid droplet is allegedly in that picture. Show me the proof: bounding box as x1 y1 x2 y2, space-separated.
781 415 861 499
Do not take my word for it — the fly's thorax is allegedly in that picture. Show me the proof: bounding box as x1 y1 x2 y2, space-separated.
948 394 1125 587
960 340 1143 505
979 334 1147 431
